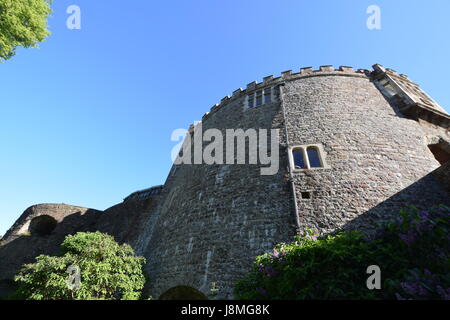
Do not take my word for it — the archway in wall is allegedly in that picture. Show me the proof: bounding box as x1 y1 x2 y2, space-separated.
29 215 58 236
428 140 450 165
159 286 208 300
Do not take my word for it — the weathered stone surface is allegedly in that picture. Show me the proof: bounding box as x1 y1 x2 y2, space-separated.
283 74 449 235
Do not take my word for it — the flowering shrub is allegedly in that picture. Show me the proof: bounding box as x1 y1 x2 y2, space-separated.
234 205 450 300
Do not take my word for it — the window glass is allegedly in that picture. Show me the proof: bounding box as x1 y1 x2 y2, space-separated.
307 147 322 168
293 149 306 169
264 88 271 104
248 94 254 108
256 91 263 106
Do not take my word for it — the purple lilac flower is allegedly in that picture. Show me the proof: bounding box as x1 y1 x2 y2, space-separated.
258 264 264 273
399 230 417 245
305 234 317 241
273 249 280 258
256 288 268 296
395 293 406 300
436 286 450 300
265 266 278 277
400 281 429 297
418 210 430 222
363 233 376 242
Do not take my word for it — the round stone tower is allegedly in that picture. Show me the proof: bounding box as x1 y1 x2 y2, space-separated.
139 65 450 299
1 64 448 300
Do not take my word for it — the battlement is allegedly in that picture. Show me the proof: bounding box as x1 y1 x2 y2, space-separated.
195 64 449 129
199 65 370 123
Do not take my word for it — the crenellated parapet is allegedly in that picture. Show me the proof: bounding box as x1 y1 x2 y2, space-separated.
194 64 449 129
199 65 370 123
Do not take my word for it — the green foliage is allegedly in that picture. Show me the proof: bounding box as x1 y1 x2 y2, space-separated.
234 205 450 300
14 232 147 300
0 0 52 61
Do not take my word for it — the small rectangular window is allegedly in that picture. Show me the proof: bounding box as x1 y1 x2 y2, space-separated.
256 91 263 106
248 94 254 108
301 192 311 199
264 88 272 104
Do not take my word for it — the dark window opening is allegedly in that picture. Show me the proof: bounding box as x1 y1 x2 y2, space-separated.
307 147 322 168
29 215 57 236
293 149 306 169
248 94 254 108
256 91 263 106
301 192 311 200
428 143 450 165
264 89 271 104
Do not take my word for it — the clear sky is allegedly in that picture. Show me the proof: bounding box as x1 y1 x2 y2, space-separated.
1 0 449 236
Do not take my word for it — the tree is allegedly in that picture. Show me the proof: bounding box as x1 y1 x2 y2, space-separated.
14 232 147 300
0 0 52 61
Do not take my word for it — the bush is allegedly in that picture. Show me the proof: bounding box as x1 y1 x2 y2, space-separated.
14 232 146 300
234 205 450 300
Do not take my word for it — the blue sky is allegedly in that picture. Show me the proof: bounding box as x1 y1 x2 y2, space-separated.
1 0 449 236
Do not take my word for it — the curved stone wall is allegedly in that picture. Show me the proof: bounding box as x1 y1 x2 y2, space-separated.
143 66 449 299
283 73 449 234
143 79 296 299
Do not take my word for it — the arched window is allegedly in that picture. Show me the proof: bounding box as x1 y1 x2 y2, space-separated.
290 144 327 170
292 149 306 169
307 146 322 168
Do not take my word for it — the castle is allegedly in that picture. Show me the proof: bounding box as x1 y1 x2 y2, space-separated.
1 64 449 299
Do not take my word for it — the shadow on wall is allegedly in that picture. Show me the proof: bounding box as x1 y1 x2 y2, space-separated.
159 286 209 300
341 164 450 233
0 208 102 294
155 165 450 300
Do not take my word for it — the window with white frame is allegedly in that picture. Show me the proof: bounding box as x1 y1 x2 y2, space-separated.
247 87 272 109
289 144 327 170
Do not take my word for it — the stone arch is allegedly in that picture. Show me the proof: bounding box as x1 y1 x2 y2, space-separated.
426 136 450 165
28 215 58 236
159 286 208 300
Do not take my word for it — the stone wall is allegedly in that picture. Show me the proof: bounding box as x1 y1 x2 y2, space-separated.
0 204 102 281
282 72 449 234
142 84 297 300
